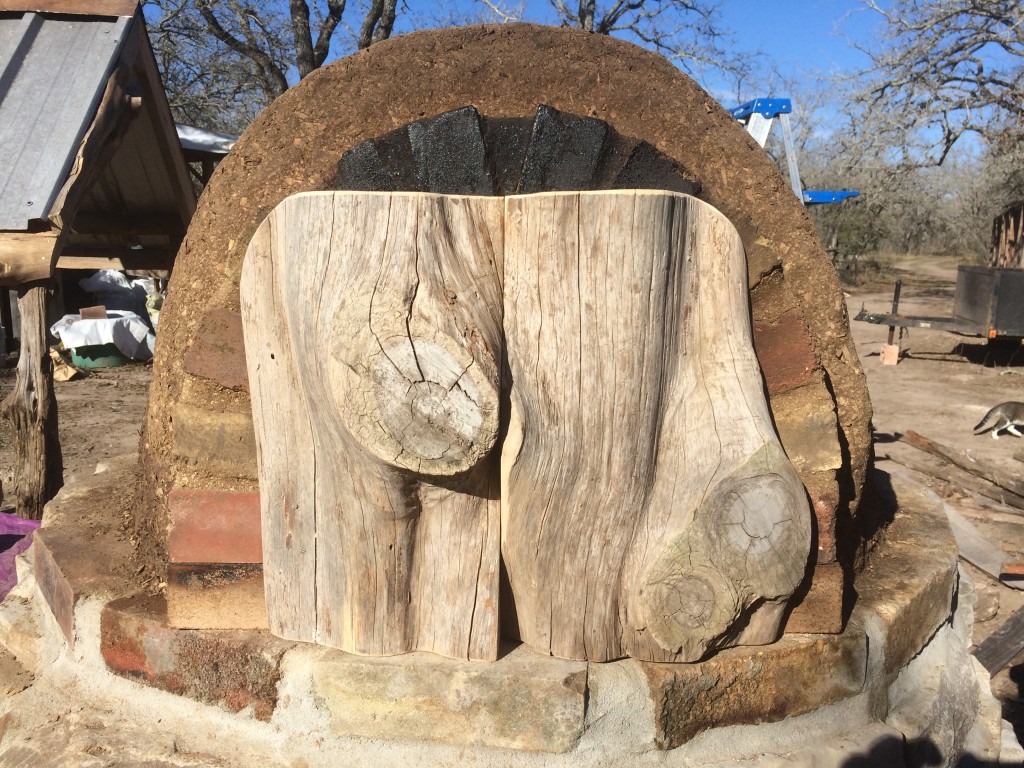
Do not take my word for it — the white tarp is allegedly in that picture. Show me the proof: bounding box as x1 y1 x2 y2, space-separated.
50 311 153 360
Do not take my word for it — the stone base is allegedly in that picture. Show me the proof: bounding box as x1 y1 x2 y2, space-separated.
0 465 1008 766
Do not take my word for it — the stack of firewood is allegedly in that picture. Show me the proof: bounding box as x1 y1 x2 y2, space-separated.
990 201 1024 269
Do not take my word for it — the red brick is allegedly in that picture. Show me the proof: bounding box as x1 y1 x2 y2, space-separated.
32 532 75 646
101 594 289 720
784 562 845 634
182 308 249 391
168 489 262 564
753 310 817 395
808 479 840 563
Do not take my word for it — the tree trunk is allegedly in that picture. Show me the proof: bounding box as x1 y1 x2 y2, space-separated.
0 285 63 520
502 191 811 662
242 192 503 660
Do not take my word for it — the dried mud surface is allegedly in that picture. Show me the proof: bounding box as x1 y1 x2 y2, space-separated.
0 363 151 497
0 362 151 589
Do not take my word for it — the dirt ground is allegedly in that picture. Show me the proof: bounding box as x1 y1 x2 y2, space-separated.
1 255 1023 739
0 360 151 507
849 254 1024 739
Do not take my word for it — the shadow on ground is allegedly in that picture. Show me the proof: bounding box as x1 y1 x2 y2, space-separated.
1004 662 1024 748
954 341 1024 368
840 733 1012 767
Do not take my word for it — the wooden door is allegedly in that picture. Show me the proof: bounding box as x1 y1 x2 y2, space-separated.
242 190 811 662
242 192 503 660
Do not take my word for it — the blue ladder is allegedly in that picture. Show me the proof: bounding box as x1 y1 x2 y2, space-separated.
730 98 859 206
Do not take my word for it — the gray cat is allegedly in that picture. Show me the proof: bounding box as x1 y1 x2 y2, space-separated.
973 402 1024 439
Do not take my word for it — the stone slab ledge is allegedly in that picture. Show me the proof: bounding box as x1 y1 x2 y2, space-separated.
31 465 963 755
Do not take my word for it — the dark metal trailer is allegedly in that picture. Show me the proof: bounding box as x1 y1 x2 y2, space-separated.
855 265 1024 342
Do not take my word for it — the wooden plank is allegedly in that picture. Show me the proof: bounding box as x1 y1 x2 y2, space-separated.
974 604 1024 674
900 430 1024 498
241 206 316 643
70 211 184 237
0 232 59 286
241 192 503 661
128 17 196 228
48 16 194 241
48 64 137 232
56 249 174 272
883 450 1024 515
502 191 811 662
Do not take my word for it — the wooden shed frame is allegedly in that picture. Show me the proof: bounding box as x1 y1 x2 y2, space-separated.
991 200 1024 270
0 0 196 518
0 0 195 290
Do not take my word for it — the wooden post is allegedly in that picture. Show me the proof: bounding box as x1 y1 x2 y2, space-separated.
0 284 63 520
881 279 902 365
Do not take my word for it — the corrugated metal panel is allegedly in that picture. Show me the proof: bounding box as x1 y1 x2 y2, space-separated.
0 12 129 229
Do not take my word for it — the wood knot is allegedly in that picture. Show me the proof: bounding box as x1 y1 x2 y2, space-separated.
344 336 499 476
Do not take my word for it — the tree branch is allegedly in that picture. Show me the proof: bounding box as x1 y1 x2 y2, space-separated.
196 0 289 97
357 0 398 49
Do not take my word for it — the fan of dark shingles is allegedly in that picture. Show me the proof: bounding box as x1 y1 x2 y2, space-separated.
333 104 701 197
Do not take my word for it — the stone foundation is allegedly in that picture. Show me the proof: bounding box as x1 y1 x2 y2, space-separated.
0 459 1008 766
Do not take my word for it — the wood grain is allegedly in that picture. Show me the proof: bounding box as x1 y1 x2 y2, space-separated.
244 189 811 664
900 430 1024 498
242 192 502 660
974 603 1024 674
502 191 811 662
0 232 59 287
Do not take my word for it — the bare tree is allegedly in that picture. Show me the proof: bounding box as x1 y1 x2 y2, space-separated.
146 0 272 133
792 1 1024 263
473 0 750 85
852 0 1023 165
144 0 400 134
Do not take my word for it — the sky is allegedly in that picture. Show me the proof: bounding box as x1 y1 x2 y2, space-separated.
400 1 891 107
717 0 880 80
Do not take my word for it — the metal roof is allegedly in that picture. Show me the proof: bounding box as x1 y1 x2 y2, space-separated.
0 11 129 230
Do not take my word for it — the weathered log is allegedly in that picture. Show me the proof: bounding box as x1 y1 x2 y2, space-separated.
974 603 1024 674
900 430 1024 498
502 191 811 662
135 26 872 616
242 192 503 660
883 451 1024 516
0 233 59 287
0 285 63 519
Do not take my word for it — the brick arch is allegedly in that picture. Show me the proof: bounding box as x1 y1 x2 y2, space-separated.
135 24 871 630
